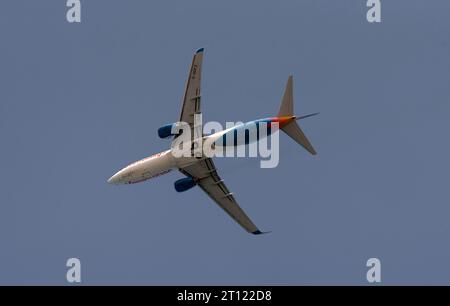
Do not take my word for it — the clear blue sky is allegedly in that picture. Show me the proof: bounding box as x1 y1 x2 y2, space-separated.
1 0 449 284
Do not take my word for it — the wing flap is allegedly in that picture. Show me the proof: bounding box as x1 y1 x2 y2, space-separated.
180 158 264 234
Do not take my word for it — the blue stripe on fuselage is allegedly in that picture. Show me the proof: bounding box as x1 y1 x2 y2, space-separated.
215 118 275 147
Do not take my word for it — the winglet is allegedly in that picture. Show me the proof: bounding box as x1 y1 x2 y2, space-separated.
252 230 272 235
196 47 205 54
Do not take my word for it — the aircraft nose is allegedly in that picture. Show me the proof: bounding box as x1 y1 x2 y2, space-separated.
107 173 122 185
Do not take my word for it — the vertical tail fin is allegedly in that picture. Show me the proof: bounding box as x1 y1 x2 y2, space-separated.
278 75 317 155
278 75 294 117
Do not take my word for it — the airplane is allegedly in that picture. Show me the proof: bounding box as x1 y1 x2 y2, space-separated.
107 48 318 235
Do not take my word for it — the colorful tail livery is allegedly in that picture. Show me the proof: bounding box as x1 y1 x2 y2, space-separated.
278 75 318 155
108 49 319 235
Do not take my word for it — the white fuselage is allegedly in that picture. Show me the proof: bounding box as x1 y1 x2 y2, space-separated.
107 150 174 184
107 120 272 185
108 149 202 185
108 143 212 185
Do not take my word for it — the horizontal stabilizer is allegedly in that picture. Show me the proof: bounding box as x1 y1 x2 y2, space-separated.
282 121 317 155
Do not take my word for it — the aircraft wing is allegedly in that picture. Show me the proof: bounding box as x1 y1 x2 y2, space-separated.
179 158 266 235
177 48 204 139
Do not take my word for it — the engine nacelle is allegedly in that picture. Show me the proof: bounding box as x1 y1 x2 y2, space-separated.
158 122 186 139
174 177 196 192
158 123 177 139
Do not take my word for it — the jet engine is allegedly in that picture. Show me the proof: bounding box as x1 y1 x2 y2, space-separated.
174 177 196 192
158 123 177 139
